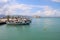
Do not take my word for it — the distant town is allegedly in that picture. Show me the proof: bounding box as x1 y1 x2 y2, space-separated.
0 14 60 19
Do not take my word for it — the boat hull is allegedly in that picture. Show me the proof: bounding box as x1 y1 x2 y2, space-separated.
6 20 31 25
0 22 6 25
6 23 30 25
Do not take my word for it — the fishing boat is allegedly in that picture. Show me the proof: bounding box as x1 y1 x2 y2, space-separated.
6 16 31 25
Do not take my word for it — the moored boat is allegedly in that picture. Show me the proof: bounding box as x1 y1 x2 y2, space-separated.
6 16 31 25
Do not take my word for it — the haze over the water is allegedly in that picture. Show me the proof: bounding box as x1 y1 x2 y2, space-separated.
0 0 60 17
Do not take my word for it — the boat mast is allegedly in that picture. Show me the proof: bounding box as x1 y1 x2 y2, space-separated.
7 15 10 21
6 10 10 22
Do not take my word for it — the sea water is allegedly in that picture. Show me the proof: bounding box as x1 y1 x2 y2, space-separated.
0 18 60 40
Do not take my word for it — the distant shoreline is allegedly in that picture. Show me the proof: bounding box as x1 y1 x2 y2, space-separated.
32 16 60 18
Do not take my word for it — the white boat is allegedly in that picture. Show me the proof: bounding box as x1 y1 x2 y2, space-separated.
6 18 31 25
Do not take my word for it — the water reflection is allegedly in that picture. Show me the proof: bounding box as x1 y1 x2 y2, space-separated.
43 19 54 32
43 26 48 32
43 19 54 25
6 25 31 32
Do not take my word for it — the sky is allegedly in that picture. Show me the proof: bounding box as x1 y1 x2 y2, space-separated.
0 0 60 17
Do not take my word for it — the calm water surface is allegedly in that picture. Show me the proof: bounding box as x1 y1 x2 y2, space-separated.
0 18 60 40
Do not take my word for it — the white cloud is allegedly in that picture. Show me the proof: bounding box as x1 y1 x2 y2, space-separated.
52 0 60 2
5 4 32 15
0 0 60 17
43 6 56 16
0 0 32 15
32 6 60 17
0 0 9 3
32 11 41 16
0 0 48 15
8 4 32 10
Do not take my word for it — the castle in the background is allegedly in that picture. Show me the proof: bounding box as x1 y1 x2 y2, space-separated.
32 15 40 18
